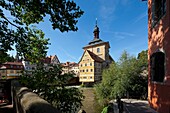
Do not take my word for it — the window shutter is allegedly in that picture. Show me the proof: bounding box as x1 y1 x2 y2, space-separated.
151 0 155 27
163 0 166 14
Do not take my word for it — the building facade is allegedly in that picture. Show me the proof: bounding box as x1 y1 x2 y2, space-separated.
22 55 60 73
0 62 24 79
148 0 170 113
79 22 113 84
43 55 60 66
61 62 79 77
22 60 36 74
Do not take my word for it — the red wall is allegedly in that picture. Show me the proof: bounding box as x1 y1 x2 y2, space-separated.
148 0 170 113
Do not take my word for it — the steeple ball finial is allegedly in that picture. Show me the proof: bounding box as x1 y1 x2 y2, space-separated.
96 18 97 26
93 18 99 39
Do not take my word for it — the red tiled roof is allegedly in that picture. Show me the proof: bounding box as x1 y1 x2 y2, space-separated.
4 62 23 65
61 62 78 67
87 50 104 63
42 57 51 64
0 62 24 70
43 55 60 64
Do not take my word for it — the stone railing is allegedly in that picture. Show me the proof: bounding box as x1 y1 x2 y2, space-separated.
11 80 61 113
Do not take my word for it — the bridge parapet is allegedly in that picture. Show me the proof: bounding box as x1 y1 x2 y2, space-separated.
12 80 60 113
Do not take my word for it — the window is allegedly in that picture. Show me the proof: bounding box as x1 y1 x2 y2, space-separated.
97 69 100 72
83 77 87 79
91 69 93 72
17 70 21 73
90 63 92 66
10 70 14 73
152 0 166 27
85 64 87 66
150 52 165 82
97 48 100 53
26 61 30 65
86 69 88 72
1 70 5 73
90 76 92 79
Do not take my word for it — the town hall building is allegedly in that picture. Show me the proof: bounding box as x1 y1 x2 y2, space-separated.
79 22 113 84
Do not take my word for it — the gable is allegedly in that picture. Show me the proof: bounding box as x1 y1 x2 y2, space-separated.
79 50 94 64
51 55 60 64
79 50 104 65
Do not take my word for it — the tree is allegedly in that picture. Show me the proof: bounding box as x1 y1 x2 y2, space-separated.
95 50 148 104
0 0 84 62
20 64 84 113
0 52 15 63
1 0 84 112
137 50 148 69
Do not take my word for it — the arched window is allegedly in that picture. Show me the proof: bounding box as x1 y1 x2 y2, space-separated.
150 51 165 82
152 0 166 27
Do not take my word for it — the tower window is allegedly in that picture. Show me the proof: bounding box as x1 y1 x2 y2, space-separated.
152 0 166 27
97 48 100 53
150 52 165 82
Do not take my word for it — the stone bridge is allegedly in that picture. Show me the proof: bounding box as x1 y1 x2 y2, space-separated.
0 80 60 113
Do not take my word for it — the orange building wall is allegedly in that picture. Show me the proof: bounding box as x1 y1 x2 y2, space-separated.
148 0 170 113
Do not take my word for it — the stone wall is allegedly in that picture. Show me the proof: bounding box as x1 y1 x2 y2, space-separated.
12 80 60 113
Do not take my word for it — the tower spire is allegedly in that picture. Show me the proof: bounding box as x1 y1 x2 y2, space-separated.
93 18 99 39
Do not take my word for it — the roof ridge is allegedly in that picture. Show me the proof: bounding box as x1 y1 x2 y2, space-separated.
87 50 104 62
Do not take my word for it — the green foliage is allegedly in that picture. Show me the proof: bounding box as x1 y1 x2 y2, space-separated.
20 64 84 113
0 0 83 62
0 52 15 63
137 50 148 69
95 50 148 103
1 1 84 112
101 106 108 113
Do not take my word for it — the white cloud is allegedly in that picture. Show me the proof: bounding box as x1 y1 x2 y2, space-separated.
98 0 130 30
133 12 147 24
59 47 77 61
103 31 135 40
98 0 118 27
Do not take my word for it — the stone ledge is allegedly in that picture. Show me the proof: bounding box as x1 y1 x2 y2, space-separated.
13 81 60 113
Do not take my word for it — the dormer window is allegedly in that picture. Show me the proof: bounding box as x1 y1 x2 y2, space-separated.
97 48 100 53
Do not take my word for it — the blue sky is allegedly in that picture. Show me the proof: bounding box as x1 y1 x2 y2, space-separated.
10 0 148 63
